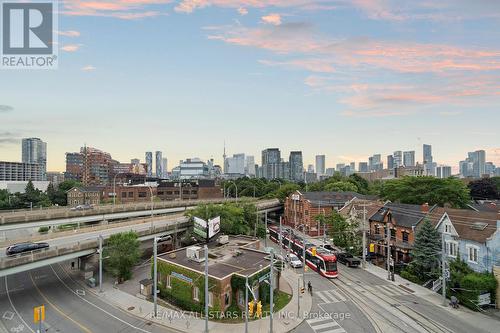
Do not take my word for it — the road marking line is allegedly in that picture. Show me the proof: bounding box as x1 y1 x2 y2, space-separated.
4 277 34 333
29 272 93 333
2 311 14 320
315 291 332 303
50 265 152 333
76 289 86 296
313 321 340 330
306 317 330 325
329 289 347 302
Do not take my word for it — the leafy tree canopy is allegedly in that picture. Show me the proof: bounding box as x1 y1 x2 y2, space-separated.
104 231 142 281
468 178 499 200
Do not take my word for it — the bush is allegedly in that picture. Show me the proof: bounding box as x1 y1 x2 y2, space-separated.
400 270 421 284
38 226 49 233
450 272 497 310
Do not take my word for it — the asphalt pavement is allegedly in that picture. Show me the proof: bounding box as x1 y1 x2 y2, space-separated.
0 265 179 333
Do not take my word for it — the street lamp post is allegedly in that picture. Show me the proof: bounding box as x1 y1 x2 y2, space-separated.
147 186 154 229
99 235 103 293
153 235 172 317
204 245 209 333
269 248 274 333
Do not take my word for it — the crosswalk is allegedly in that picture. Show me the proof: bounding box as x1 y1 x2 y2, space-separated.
315 289 347 304
306 317 346 333
370 284 411 296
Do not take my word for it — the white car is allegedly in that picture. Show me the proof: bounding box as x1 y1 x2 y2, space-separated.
288 254 303 268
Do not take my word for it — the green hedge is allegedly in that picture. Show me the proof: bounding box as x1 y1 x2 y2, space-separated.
450 271 497 310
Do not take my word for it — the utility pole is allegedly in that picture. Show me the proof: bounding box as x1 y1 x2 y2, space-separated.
302 238 306 289
264 211 268 248
442 232 447 306
204 245 209 333
386 221 391 281
297 277 301 318
245 275 249 333
362 201 367 269
269 249 274 333
153 237 158 317
99 235 103 293
254 212 258 237
279 216 283 258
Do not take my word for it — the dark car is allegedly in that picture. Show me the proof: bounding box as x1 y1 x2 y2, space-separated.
6 242 49 256
337 252 361 267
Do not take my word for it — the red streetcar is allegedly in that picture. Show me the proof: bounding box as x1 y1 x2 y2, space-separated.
268 225 338 278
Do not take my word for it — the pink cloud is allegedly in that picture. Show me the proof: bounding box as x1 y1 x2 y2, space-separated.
237 7 248 15
174 0 334 13
81 65 96 71
61 44 82 52
259 59 335 73
261 13 282 26
57 30 81 37
63 0 171 18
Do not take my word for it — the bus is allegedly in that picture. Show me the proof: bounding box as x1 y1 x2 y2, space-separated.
268 225 338 278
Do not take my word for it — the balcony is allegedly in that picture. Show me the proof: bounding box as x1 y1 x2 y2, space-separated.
369 234 385 241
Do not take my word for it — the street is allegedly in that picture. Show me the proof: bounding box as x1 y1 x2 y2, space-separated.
0 264 177 333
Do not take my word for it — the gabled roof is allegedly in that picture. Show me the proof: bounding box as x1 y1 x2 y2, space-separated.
67 186 104 193
301 191 378 206
369 202 427 228
427 207 499 244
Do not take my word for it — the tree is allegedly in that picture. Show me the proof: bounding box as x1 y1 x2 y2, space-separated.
407 218 441 281
324 181 358 192
468 178 499 200
323 211 361 254
348 174 370 194
186 201 262 237
380 176 470 208
104 231 142 281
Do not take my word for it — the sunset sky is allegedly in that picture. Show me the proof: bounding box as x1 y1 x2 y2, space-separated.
1 0 499 172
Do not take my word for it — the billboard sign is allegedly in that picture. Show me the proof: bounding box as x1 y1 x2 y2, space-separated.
208 216 220 238
193 217 207 239
193 216 221 240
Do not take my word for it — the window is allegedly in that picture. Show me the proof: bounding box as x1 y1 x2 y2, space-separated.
208 292 213 307
374 225 380 235
166 275 171 288
138 192 147 198
402 231 409 243
446 241 458 258
444 224 451 233
467 245 479 263
193 287 199 301
128 191 134 198
224 291 231 308
390 229 396 239
305 210 309 216
121 192 127 198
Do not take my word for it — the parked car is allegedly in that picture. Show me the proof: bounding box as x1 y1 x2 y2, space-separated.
71 204 94 211
6 242 49 255
287 254 303 268
337 252 361 267
319 244 336 253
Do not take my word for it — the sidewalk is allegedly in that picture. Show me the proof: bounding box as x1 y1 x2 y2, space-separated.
74 265 312 333
364 262 500 332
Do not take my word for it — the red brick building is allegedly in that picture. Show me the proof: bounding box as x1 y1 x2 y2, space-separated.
284 191 377 236
368 203 429 264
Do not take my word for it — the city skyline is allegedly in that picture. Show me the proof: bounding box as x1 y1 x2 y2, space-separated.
1 1 499 171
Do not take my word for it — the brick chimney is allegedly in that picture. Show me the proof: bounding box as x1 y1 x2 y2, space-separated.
421 203 430 213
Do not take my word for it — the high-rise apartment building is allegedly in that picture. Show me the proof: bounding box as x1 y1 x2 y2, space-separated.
350 162 356 172
0 161 44 181
315 155 326 176
436 166 452 178
358 162 368 173
369 154 383 171
289 151 303 181
460 150 486 178
162 158 168 178
82 146 115 186
262 148 281 179
307 164 314 173
145 152 153 177
387 155 394 169
155 151 163 178
403 151 416 167
423 144 435 176
245 156 256 177
393 151 403 168
65 152 84 181
225 153 246 176
22 138 47 180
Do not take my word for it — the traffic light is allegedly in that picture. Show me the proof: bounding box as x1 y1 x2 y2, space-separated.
248 300 254 317
256 301 262 318
311 247 317 256
300 287 305 294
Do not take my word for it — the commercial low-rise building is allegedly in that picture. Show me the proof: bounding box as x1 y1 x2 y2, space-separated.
156 179 222 201
155 236 277 314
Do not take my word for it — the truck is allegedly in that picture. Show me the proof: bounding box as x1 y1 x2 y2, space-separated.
337 252 361 267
